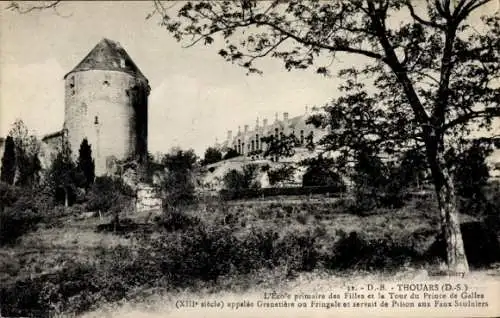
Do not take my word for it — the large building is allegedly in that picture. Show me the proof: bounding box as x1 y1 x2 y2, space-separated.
0 39 150 177
216 107 328 158
63 38 150 175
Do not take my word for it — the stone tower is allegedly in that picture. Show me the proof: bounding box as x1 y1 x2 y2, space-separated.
63 38 150 175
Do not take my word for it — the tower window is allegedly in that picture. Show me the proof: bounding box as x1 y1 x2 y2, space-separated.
69 76 75 95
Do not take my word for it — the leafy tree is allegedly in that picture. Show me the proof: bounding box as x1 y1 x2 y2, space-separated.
154 0 500 272
8 120 41 188
301 155 346 191
47 141 84 207
86 176 135 230
77 138 95 189
398 148 429 189
261 133 300 162
223 148 239 160
304 131 315 152
223 163 260 190
139 152 164 183
202 147 223 165
351 146 399 209
222 169 246 191
1 136 16 185
268 165 296 186
161 148 198 210
448 139 493 200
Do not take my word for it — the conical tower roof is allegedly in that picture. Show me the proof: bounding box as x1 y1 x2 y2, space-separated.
64 38 147 81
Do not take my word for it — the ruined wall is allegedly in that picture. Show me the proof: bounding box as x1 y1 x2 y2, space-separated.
64 70 148 175
39 133 64 171
136 183 162 213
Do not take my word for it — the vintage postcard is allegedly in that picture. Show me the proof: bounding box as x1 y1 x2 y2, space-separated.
1 1 499 317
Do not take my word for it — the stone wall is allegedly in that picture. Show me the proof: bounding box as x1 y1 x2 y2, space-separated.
135 183 162 213
64 70 148 176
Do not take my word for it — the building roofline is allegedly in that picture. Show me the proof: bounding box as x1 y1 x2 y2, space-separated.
42 130 64 142
64 38 148 81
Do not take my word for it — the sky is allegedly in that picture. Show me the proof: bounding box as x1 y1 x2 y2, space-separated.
0 1 498 156
0 1 346 156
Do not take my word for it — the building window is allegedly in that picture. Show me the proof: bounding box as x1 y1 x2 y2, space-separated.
103 80 110 87
275 128 279 137
94 116 99 125
256 134 259 150
251 140 255 152
69 76 75 95
300 130 304 144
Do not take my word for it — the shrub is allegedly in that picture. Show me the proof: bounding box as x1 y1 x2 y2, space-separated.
86 176 134 214
301 156 346 191
275 230 318 272
268 165 296 185
325 231 420 271
156 211 201 231
0 182 53 245
202 147 223 165
161 148 197 210
222 164 260 191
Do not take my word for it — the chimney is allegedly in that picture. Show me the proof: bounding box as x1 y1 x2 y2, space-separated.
255 117 260 128
263 118 268 127
244 125 249 133
227 130 233 141
238 126 241 135
283 112 289 121
274 112 279 123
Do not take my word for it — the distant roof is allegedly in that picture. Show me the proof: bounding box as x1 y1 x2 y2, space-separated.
64 38 148 81
42 130 64 142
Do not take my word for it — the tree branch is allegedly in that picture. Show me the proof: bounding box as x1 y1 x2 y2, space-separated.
442 107 500 132
254 18 384 60
6 1 62 14
406 0 446 30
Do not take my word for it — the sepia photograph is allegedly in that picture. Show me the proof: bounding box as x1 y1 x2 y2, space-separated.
0 1 499 317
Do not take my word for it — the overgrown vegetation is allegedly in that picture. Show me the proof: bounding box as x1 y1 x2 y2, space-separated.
202 147 222 165
161 148 197 211
2 191 500 316
267 165 296 186
301 156 346 191
222 164 260 190
153 0 500 273
0 136 16 185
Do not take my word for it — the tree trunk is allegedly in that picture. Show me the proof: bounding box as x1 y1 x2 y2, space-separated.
429 146 469 273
